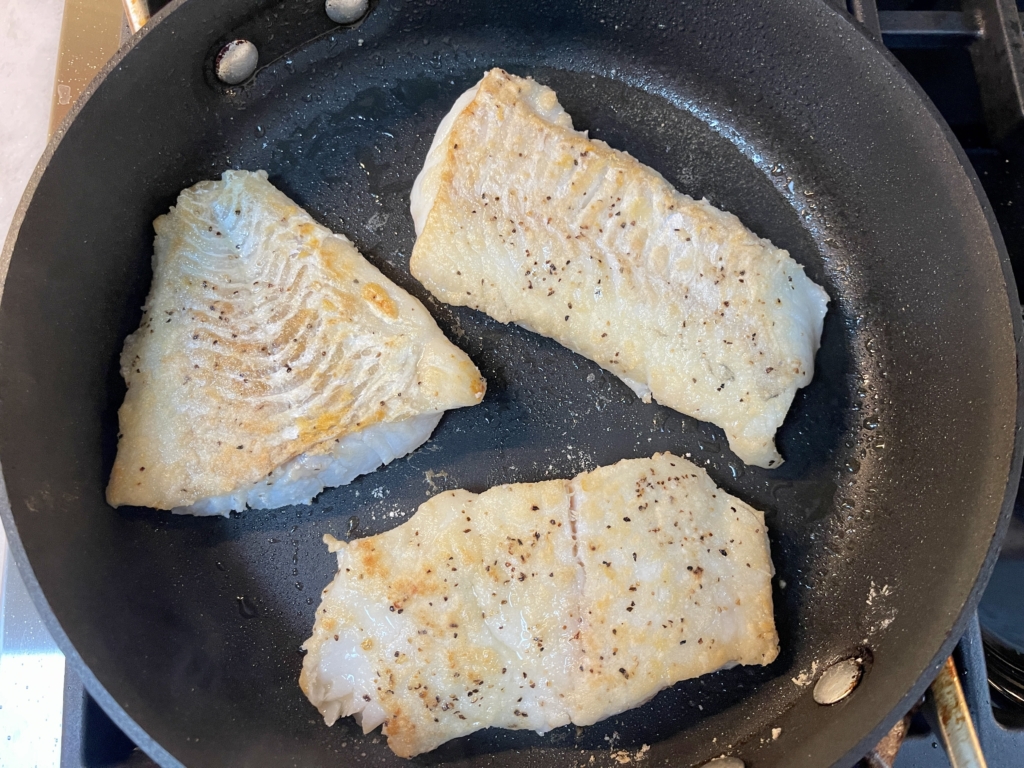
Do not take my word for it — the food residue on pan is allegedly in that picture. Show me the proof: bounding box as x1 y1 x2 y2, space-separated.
423 468 450 495
792 660 821 687
611 744 651 764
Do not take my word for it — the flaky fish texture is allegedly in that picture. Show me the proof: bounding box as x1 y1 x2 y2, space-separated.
300 453 777 757
107 170 485 514
410 69 829 468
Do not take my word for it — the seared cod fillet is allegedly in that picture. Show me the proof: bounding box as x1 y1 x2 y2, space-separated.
568 458 777 725
301 453 777 757
107 170 484 515
410 69 829 468
302 481 581 757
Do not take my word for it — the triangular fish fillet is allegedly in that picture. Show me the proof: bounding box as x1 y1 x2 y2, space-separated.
410 69 829 468
107 170 485 514
300 453 777 757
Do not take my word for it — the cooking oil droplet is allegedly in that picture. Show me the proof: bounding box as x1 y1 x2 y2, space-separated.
237 596 257 618
770 480 793 503
863 418 879 430
697 437 721 454
845 459 861 473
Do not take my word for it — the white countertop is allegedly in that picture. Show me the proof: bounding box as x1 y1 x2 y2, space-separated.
0 0 64 261
0 2 67 766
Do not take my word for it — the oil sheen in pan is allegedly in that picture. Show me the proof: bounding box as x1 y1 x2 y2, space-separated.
200 35 868 764
9 2 982 766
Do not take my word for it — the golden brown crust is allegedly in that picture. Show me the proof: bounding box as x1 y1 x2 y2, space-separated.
411 69 828 468
300 454 777 756
107 171 484 509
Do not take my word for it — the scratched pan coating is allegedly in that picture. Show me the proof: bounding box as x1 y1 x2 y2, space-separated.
0 0 1020 767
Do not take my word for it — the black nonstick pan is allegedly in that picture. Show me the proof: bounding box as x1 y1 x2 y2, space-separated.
1 0 1021 766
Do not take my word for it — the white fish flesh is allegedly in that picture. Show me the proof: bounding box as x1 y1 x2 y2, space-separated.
107 170 485 514
300 453 777 757
410 69 829 468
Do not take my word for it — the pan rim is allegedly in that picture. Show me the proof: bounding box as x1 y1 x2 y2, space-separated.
814 7 1024 767
0 1 193 764
0 0 1021 766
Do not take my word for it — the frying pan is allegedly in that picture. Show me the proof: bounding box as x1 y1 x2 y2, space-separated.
1 0 1021 766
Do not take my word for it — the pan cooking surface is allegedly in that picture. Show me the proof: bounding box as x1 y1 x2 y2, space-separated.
149 57 854 758
0 1 1018 767
140 44 858 762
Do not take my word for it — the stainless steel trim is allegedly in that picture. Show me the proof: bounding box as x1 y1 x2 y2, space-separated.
49 0 125 135
121 0 150 34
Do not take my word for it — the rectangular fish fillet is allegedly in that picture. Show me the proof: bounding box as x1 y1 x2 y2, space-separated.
410 69 829 468
106 170 485 515
300 453 777 757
